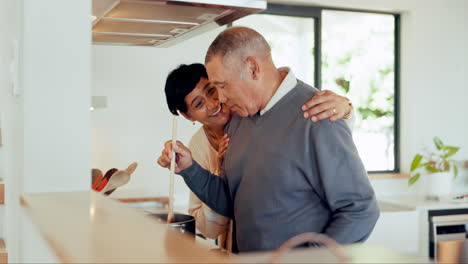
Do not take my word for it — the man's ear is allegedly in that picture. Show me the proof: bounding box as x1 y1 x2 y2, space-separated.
246 57 260 80
180 112 194 122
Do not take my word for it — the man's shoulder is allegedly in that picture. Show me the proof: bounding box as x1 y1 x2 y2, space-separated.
224 114 242 135
293 80 319 101
272 80 318 113
274 80 319 117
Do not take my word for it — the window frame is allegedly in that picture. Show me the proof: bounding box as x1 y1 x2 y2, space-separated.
235 4 401 174
258 4 322 89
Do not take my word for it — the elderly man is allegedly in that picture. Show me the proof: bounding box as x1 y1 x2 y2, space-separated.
158 27 379 252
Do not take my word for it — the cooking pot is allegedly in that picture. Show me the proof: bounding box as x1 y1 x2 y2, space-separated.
149 213 195 240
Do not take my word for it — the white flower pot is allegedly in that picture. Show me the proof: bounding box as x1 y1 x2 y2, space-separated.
424 172 452 199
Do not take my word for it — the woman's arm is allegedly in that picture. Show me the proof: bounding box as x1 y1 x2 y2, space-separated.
186 133 230 239
301 90 354 129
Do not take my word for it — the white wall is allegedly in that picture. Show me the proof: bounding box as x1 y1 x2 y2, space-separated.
397 0 468 190
1 0 22 261
91 0 468 202
91 28 225 206
22 0 92 193
1 0 92 261
335 0 468 196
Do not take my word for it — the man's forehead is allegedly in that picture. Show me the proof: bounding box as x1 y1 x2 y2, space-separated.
206 60 225 82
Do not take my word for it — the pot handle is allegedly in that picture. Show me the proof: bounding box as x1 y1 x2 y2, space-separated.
266 232 351 264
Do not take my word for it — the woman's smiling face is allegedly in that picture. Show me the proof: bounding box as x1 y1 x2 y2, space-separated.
182 77 231 128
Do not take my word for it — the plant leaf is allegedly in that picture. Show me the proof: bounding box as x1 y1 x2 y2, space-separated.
335 77 350 93
454 165 459 178
425 164 441 173
408 173 421 186
410 154 423 172
434 137 444 150
442 146 460 158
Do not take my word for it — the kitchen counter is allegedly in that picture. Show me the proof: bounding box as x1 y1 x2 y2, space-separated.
377 200 415 212
237 244 431 263
21 191 228 263
375 194 468 258
21 191 432 263
378 194 468 210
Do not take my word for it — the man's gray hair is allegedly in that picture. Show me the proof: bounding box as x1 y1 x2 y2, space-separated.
205 27 271 71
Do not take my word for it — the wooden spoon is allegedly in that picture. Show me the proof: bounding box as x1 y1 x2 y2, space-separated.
125 162 138 176
103 162 137 195
100 170 130 195
167 116 177 224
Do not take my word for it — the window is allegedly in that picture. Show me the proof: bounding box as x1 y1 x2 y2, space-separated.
322 10 397 172
235 5 400 173
235 14 316 85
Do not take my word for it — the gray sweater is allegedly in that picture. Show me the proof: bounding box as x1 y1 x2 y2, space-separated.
180 80 380 252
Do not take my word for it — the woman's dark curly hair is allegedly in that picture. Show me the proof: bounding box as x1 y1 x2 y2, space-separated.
164 63 208 115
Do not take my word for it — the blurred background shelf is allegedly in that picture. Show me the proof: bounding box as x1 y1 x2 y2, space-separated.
0 181 4 204
0 239 7 263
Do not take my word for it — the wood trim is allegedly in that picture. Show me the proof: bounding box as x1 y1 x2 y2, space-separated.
369 173 410 179
0 181 4 204
115 196 169 205
370 160 468 179
0 239 7 264
92 0 120 26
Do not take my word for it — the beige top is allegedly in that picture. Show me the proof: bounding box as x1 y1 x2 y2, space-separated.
188 127 231 247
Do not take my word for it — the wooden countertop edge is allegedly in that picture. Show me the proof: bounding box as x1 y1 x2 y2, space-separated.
18 192 433 263
115 196 169 204
369 173 410 179
20 191 231 263
20 196 73 263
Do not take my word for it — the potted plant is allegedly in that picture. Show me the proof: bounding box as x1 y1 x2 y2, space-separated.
408 137 461 198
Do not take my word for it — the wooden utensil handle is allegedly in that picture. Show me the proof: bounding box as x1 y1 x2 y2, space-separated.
167 116 177 223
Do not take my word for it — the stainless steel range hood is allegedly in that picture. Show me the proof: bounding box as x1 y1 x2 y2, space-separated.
92 0 266 47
